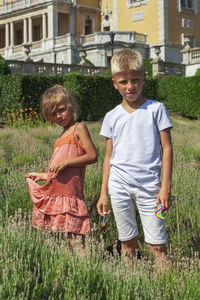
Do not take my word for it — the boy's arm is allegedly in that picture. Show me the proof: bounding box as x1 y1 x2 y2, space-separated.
157 128 173 210
96 138 113 217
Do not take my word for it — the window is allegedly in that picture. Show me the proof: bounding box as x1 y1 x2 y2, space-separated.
33 26 41 41
85 17 93 35
181 0 193 9
127 0 147 8
0 27 5 48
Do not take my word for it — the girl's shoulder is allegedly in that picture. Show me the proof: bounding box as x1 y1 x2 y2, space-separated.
74 122 88 134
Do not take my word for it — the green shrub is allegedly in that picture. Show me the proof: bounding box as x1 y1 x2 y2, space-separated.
195 68 200 76
64 73 121 121
0 73 200 121
0 74 63 115
144 58 153 78
0 55 11 75
157 76 200 118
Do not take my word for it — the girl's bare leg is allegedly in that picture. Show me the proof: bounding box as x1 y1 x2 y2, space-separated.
68 233 85 257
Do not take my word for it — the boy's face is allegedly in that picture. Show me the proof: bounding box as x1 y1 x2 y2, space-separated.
112 69 146 106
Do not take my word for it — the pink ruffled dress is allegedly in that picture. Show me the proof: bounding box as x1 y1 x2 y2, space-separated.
26 127 91 235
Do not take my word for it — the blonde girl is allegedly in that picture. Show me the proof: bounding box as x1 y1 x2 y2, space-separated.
26 85 97 252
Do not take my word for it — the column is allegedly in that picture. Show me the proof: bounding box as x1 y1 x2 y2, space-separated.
69 5 76 35
5 23 9 47
10 22 14 46
48 4 58 38
28 17 32 43
23 18 27 44
42 13 47 39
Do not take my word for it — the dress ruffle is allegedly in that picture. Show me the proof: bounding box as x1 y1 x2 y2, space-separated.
27 177 91 234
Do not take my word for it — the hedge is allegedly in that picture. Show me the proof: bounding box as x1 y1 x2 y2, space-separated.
0 73 199 120
157 76 200 119
0 74 63 115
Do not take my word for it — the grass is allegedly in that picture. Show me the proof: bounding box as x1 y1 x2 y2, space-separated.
0 116 200 299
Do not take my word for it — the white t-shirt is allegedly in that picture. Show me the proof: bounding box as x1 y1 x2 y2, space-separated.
100 99 173 192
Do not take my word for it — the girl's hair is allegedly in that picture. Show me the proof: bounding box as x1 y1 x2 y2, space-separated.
111 49 144 75
40 85 78 124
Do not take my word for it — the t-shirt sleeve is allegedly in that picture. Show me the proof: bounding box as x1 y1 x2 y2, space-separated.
100 113 112 138
156 103 173 131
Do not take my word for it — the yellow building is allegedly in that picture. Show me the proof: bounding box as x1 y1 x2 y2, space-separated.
100 0 200 63
0 0 199 72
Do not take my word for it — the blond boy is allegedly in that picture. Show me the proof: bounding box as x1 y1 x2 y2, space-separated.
97 49 173 266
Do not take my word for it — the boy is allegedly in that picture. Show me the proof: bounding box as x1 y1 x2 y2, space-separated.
96 49 173 267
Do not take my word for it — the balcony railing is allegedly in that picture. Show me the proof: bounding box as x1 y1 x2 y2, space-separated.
7 60 105 75
182 46 200 64
190 48 200 62
81 31 147 45
0 0 73 14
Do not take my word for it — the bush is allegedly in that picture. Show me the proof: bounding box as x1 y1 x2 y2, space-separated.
0 74 63 115
0 73 200 121
143 59 153 78
157 76 200 118
0 56 11 75
63 73 121 121
195 68 200 76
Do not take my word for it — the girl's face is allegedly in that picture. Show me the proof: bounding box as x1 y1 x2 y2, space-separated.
51 99 72 128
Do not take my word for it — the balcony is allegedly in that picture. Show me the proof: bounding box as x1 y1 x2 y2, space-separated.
81 31 147 46
0 0 73 14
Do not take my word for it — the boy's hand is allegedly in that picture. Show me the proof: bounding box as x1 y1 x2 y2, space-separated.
156 187 171 210
96 195 110 217
26 172 47 182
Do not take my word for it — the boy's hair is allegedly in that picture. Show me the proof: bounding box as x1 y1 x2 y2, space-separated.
41 85 78 124
111 49 144 75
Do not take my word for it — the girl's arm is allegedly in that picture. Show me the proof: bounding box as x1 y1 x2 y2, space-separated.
26 172 48 182
50 122 97 173
157 128 173 210
96 138 113 216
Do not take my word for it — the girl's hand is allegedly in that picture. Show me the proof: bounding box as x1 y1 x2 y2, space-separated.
49 161 68 174
26 172 48 182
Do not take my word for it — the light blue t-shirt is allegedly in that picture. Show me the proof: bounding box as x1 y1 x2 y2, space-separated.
100 99 173 192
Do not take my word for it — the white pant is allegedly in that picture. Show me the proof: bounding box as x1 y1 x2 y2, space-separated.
108 171 166 244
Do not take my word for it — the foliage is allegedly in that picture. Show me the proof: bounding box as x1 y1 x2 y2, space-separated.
0 118 200 298
143 58 153 78
0 74 63 116
0 55 11 75
64 73 121 121
0 73 200 121
157 76 200 118
195 68 200 76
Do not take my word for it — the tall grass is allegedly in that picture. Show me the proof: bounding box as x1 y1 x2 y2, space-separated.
0 116 200 299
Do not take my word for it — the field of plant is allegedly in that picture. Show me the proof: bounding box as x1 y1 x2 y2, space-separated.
0 115 200 299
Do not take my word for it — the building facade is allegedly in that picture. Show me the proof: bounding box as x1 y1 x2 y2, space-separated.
0 0 200 74
0 0 101 64
101 0 200 64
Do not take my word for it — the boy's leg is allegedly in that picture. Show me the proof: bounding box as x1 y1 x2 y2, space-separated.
147 243 167 258
135 187 168 270
121 235 139 262
108 172 139 264
147 243 168 271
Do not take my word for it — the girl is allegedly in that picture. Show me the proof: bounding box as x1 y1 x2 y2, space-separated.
26 85 97 251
